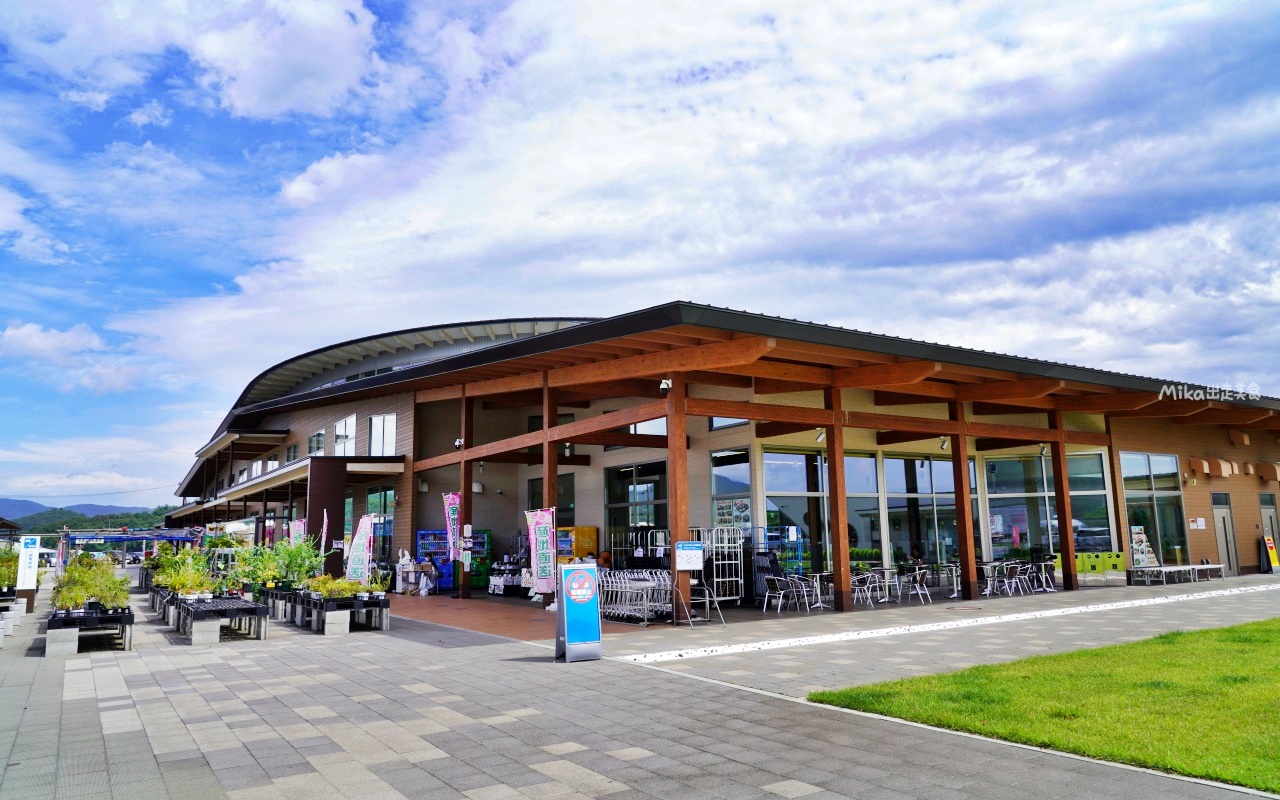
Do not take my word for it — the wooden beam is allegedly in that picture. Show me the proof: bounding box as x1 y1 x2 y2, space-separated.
685 371 754 389
753 378 824 395
971 399 1055 413
1110 400 1216 418
1173 409 1274 426
667 373 691 622
478 452 591 466
950 401 979 601
825 387 852 612
718 360 834 385
832 360 942 388
873 383 957 403
548 336 775 388
1054 392 1160 412
974 437 1031 452
685 397 834 427
562 379 666 401
755 421 814 438
1050 413 1078 591
416 372 543 404
875 431 937 446
1236 417 1280 430
843 411 961 435
956 378 1065 402
565 431 668 448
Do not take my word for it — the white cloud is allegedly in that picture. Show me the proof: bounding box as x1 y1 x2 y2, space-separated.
1 0 382 118
125 99 171 128
0 186 68 263
0 322 103 362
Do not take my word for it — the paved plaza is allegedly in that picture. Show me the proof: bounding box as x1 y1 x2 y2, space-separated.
3 575 1280 800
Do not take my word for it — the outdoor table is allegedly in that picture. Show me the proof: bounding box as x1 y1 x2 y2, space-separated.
871 567 899 603
939 563 961 598
1130 565 1196 585
1031 561 1058 592
177 597 269 645
806 572 833 610
46 608 134 655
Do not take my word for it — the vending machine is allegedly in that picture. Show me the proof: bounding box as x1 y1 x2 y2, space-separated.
556 526 598 564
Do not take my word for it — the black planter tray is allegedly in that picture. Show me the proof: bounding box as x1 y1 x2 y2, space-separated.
302 595 391 612
48 609 135 629
179 598 268 621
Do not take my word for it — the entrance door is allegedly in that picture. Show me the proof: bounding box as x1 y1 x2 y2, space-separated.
1211 493 1237 575
1261 494 1279 539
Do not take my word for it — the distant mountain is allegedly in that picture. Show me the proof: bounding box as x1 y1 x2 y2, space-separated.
65 504 149 517
0 498 150 521
14 506 176 534
0 498 47 519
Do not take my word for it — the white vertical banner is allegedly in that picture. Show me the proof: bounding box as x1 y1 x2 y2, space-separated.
346 515 375 583
320 509 329 553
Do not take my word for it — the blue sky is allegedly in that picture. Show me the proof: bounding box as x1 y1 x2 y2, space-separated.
1 1 1278 508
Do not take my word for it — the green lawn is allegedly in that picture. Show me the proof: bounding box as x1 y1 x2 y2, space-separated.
809 618 1280 792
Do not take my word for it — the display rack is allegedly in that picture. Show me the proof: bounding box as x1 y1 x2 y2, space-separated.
690 527 746 604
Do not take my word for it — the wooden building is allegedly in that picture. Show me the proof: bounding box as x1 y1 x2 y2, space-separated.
168 302 1280 609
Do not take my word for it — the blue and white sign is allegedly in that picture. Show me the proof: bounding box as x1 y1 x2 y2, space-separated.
675 540 704 571
555 563 602 662
17 535 39 591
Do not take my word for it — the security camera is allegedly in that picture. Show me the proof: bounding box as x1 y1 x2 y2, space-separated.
453 438 464 449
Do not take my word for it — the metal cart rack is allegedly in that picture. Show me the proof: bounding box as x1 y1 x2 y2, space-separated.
689 527 746 605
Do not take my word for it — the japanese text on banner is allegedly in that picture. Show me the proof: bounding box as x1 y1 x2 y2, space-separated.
525 507 557 594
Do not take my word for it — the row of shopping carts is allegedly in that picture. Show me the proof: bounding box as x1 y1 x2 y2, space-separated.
598 569 672 626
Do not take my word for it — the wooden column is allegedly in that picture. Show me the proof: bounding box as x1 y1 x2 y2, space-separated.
541 379 558 607
457 392 474 598
1050 412 1078 590
824 388 852 611
1104 416 1129 561
306 459 347 577
950 401 980 600
666 373 692 623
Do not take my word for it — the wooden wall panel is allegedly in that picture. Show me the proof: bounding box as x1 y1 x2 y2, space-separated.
1111 417 1280 572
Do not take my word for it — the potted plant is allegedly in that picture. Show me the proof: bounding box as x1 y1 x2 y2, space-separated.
0 549 17 592
367 569 390 599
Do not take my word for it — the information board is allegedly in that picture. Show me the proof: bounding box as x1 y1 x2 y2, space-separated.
555 563 602 662
17 535 39 591
675 540 704 571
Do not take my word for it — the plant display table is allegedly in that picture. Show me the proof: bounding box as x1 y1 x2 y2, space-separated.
287 594 390 636
46 608 134 656
176 598 269 644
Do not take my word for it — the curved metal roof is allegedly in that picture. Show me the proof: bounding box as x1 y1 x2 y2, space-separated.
235 317 596 407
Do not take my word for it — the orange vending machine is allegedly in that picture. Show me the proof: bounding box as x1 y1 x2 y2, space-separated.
556 526 598 564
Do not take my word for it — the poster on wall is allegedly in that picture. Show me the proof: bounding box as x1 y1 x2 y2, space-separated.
443 492 461 559
525 507 557 594
713 498 751 528
1129 527 1160 567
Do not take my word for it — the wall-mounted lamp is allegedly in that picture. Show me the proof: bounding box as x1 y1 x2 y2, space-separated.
471 481 484 494
418 478 429 492
659 378 673 397
939 436 949 450
815 428 826 443
453 438 464 450
563 442 572 457
1039 443 1048 456
478 461 484 473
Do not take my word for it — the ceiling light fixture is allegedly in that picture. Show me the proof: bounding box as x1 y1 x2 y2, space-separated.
939 437 949 450
815 429 826 443
1039 443 1048 456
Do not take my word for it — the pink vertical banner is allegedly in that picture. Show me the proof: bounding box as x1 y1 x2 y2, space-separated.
443 492 461 559
288 519 306 546
525 507 557 594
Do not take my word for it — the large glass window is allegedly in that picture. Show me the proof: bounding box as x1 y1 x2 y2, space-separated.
365 485 395 566
711 449 751 528
334 415 355 456
369 414 396 456
884 456 955 564
285 444 299 463
528 474 575 526
605 462 668 545
307 431 325 456
764 451 827 572
266 452 279 472
985 452 1113 557
710 417 748 430
1121 452 1187 565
